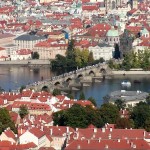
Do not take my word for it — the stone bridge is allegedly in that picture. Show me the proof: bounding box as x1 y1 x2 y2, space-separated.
26 63 112 92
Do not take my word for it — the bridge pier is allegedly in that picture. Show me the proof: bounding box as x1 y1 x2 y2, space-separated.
25 64 112 92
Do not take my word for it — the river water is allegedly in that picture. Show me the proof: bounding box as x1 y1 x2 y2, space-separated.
0 66 150 106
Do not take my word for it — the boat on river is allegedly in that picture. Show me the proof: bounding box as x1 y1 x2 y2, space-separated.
134 80 141 84
121 80 131 86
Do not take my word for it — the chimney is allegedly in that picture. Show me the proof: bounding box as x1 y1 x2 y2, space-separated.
20 128 23 134
77 145 80 149
143 131 146 138
94 128 97 133
66 126 69 133
132 144 136 149
41 126 43 131
105 144 109 149
50 128 53 135
69 103 71 108
102 128 105 133
110 127 112 132
76 128 78 131
108 134 111 139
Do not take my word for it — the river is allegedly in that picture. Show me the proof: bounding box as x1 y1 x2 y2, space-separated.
0 66 150 106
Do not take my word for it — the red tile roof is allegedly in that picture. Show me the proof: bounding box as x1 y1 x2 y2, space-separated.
17 49 32 55
65 139 150 150
29 127 45 138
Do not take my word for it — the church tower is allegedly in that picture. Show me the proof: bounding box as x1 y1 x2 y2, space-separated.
131 0 138 9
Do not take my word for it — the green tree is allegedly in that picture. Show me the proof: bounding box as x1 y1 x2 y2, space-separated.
114 44 120 59
116 118 133 129
0 86 4 93
32 52 39 59
85 105 104 128
53 110 66 126
64 104 89 128
108 59 114 69
20 85 26 93
122 52 132 70
53 104 104 128
115 99 126 110
74 48 89 67
99 57 105 63
79 91 85 100
144 117 150 132
99 103 120 124
146 94 150 105
88 96 97 107
88 52 94 65
0 108 17 134
131 102 150 129
67 91 74 99
19 105 29 119
53 89 61 96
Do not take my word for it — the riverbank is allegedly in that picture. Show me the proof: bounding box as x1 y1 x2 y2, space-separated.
0 59 51 65
112 70 150 75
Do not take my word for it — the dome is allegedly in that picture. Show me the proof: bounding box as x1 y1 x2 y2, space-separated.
106 29 119 37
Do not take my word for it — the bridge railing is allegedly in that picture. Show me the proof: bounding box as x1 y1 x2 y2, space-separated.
26 62 106 89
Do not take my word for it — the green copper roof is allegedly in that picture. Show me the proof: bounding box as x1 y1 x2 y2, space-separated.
106 29 119 37
141 28 149 34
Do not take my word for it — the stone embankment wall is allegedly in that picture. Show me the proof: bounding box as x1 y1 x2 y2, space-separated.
0 59 50 65
112 71 150 75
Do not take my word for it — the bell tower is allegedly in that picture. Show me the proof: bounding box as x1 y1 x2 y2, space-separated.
132 0 138 9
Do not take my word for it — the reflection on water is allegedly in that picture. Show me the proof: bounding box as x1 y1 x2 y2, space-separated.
74 75 150 106
0 66 150 106
0 66 53 91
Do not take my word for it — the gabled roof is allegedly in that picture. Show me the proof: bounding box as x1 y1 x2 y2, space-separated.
29 127 45 139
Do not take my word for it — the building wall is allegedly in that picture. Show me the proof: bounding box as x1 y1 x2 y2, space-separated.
28 109 52 115
107 36 119 46
19 131 46 148
51 136 66 150
0 133 16 143
19 131 38 145
14 40 44 50
33 46 67 59
89 46 114 60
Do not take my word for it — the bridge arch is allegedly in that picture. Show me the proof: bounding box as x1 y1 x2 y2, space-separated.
66 77 72 82
77 74 83 78
54 81 61 86
89 70 95 76
100 68 106 74
41 85 49 92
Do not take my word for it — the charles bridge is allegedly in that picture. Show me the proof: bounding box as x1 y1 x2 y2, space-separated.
26 63 112 92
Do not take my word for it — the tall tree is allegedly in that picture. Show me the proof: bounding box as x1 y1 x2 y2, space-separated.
99 103 120 124
79 91 85 100
53 89 61 96
114 44 120 59
32 52 39 59
19 105 29 119
53 104 104 128
88 52 94 65
115 99 126 110
131 102 150 129
0 108 17 134
88 96 97 107
116 118 133 129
